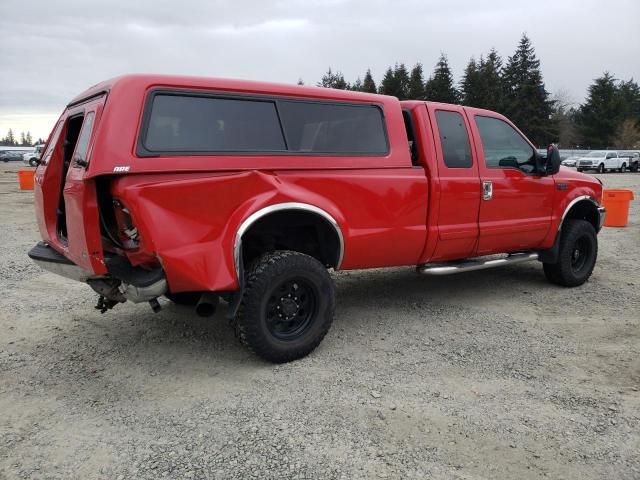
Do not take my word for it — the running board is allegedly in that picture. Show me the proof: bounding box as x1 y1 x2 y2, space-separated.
417 253 539 276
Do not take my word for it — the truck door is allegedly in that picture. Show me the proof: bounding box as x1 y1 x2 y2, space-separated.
466 112 554 255
425 104 481 261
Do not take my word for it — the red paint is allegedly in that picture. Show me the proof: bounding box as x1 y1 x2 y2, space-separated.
33 74 604 293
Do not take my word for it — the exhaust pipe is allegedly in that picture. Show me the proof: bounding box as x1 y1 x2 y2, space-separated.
195 292 218 318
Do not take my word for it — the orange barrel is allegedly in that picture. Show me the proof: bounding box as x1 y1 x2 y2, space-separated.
18 170 35 190
602 189 634 227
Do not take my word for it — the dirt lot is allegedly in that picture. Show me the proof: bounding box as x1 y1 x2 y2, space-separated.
0 163 638 480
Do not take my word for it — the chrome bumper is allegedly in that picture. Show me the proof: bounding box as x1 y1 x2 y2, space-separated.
598 207 606 230
28 242 168 302
28 242 91 282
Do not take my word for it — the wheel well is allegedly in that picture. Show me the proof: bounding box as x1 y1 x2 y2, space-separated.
240 210 342 270
563 200 599 232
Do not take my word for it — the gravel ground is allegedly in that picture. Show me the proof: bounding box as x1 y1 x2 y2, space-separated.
1 163 639 479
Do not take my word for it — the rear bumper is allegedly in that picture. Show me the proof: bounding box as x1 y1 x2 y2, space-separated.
28 242 92 282
28 241 168 303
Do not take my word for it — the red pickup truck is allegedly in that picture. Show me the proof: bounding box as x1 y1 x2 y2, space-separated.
28 75 605 362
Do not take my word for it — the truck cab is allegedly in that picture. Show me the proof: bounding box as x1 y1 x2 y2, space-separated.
28 75 606 362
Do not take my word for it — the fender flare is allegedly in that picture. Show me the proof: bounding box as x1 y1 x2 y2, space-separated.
233 202 345 282
558 195 601 232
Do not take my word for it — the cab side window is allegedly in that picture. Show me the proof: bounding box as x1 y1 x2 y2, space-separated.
435 110 472 168
475 116 536 173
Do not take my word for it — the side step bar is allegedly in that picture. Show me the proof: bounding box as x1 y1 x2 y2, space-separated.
417 252 539 276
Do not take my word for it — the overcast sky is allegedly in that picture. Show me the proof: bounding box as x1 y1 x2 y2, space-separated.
1 0 638 140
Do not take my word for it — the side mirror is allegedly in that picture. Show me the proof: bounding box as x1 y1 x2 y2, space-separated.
545 144 561 175
498 156 519 169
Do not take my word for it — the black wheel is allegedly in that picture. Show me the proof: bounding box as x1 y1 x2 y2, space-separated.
577 168 583 172
235 250 335 363
598 163 605 173
619 163 626 173
166 291 202 305
543 219 598 287
29 158 38 167
631 163 639 173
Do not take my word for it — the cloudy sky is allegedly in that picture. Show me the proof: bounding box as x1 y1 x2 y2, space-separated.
1 0 638 140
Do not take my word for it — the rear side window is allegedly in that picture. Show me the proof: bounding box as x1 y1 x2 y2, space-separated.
139 92 388 156
40 121 64 165
278 101 387 154
435 110 472 168
143 94 286 152
73 112 95 164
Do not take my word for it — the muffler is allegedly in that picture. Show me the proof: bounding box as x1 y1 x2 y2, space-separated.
195 292 219 318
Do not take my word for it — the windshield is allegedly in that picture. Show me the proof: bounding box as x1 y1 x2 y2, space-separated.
586 151 606 158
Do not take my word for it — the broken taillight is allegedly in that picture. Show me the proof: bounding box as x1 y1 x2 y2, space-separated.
112 199 139 249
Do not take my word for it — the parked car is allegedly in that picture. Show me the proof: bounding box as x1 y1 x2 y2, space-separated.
0 150 25 162
28 75 606 362
22 145 45 167
561 156 580 167
577 151 629 173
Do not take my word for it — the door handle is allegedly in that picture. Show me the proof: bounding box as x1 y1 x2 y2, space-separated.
483 181 493 200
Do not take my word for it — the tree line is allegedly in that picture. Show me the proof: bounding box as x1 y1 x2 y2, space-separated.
0 128 45 147
304 34 640 149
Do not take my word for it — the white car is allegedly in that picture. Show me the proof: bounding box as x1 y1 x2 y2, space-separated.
22 145 44 167
576 151 629 173
561 156 579 167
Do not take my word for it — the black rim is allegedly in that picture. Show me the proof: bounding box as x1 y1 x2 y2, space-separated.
265 278 317 340
570 236 591 273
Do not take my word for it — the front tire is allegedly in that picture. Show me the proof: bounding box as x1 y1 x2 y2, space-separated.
619 163 627 173
598 163 605 173
29 158 38 167
543 219 598 287
236 250 335 363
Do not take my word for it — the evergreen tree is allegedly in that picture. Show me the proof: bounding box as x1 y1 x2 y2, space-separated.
408 63 426 100
6 129 16 146
25 131 33 146
477 49 504 112
379 66 398 96
350 77 363 91
362 69 377 94
575 72 624 148
616 79 640 124
394 63 410 99
297 78 304 86
460 57 481 106
502 34 555 146
20 132 27 146
317 68 348 89
424 54 460 104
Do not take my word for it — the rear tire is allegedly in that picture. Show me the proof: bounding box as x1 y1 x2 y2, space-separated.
543 219 597 287
29 158 38 167
598 163 605 173
235 250 335 363
619 163 626 173
577 168 583 172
